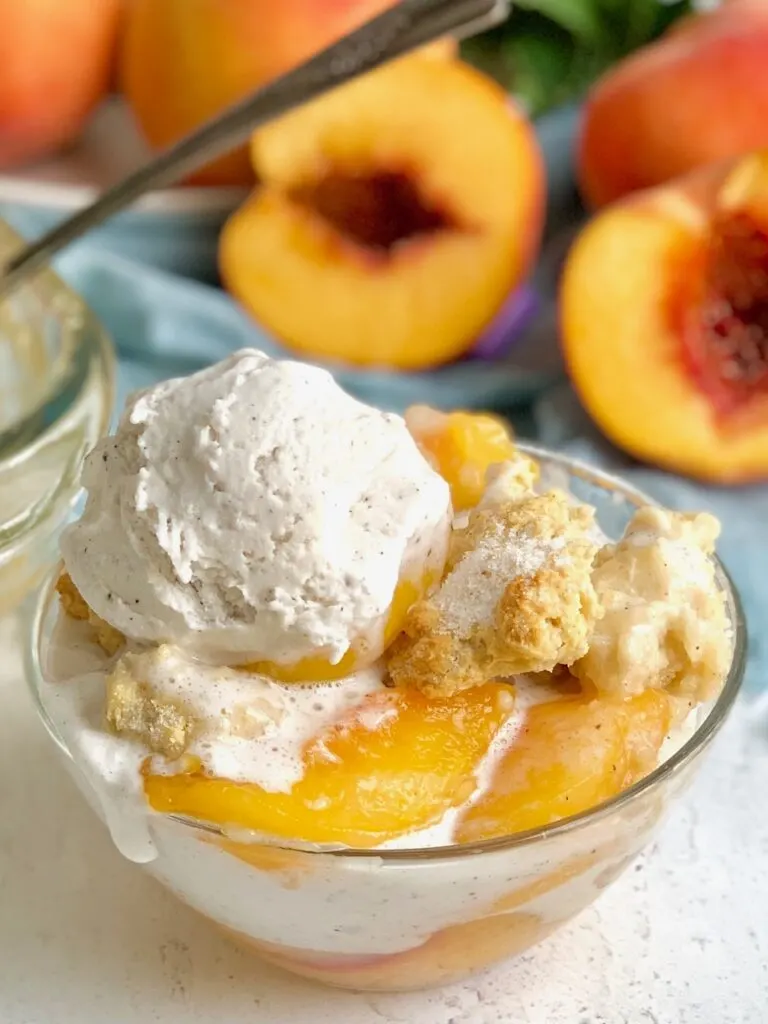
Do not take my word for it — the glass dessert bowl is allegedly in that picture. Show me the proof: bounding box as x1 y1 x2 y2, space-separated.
0 217 113 621
26 351 745 993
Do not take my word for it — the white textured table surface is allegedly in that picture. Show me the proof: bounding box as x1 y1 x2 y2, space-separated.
1 614 766 1024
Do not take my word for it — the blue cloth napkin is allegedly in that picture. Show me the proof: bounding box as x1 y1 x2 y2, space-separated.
54 246 560 416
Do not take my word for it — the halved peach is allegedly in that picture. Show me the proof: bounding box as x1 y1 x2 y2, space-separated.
145 682 512 847
220 57 544 370
561 152 768 482
457 689 672 843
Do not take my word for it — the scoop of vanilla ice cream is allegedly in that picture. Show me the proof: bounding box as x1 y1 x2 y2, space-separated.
61 349 451 665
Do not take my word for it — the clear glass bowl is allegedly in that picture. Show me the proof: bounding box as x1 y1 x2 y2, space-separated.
0 218 113 619
25 447 746 993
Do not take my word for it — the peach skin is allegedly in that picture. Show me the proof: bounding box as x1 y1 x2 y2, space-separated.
220 57 544 370
561 151 768 482
120 0 456 187
0 0 121 169
579 2 768 208
668 0 768 42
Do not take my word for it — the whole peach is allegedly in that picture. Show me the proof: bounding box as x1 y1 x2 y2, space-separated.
0 0 121 169
579 2 768 208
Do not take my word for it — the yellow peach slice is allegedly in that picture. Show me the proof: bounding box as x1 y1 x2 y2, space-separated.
457 690 672 843
377 911 557 989
492 851 602 913
220 57 544 370
145 682 512 847
405 406 520 511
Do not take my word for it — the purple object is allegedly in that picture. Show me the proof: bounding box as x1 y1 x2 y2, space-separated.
468 284 540 361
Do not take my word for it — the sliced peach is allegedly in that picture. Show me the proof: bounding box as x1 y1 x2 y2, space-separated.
579 5 768 207
145 682 512 847
380 911 558 989
561 152 768 482
220 57 544 369
457 690 672 843
243 848 642 989
404 406 520 511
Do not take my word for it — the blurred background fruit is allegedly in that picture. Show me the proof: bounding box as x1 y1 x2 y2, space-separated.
579 0 768 207
560 150 768 483
12 0 759 424
0 0 122 169
220 55 544 369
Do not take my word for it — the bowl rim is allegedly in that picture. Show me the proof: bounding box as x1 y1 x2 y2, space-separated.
25 443 747 863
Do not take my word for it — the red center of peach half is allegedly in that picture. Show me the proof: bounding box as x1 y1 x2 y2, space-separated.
678 211 768 418
561 152 768 482
289 169 459 255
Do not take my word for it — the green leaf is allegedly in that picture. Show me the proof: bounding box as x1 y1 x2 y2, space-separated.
592 0 694 53
481 15 609 116
505 31 576 115
513 0 605 43
619 0 670 50
462 0 696 117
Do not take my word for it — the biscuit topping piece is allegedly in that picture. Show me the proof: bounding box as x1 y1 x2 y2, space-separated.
56 572 125 656
387 491 601 696
105 653 198 760
573 506 732 701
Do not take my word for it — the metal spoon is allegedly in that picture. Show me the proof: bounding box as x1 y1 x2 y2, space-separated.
0 0 508 297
